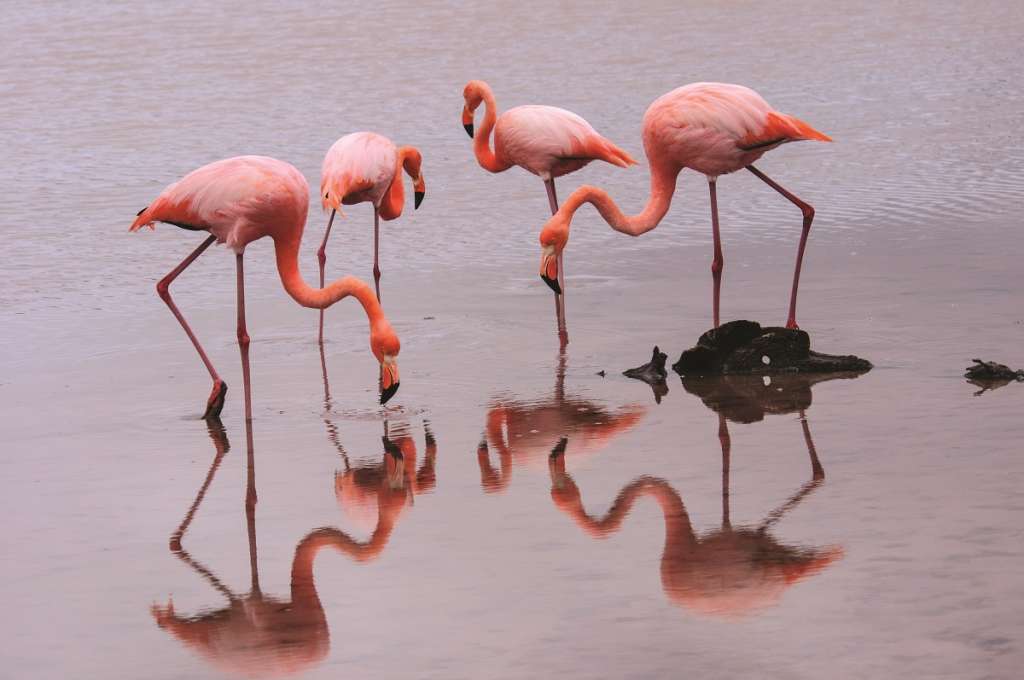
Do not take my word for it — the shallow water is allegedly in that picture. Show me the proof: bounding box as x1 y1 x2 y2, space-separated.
2 1 1023 678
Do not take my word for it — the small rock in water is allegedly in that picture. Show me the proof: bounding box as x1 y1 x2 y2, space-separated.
623 346 669 403
671 320 872 376
964 358 1024 395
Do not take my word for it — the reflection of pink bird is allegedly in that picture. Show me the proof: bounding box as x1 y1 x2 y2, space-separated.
318 132 425 339
131 155 402 416
462 79 636 339
538 83 832 329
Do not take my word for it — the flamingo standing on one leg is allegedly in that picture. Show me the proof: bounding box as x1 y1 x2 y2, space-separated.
462 80 636 342
131 155 402 418
319 131 424 339
537 82 832 329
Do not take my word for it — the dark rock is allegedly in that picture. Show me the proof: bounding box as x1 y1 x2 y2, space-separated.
624 346 669 403
672 320 872 376
965 359 1024 395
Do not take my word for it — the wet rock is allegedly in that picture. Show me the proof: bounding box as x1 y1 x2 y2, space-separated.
624 346 669 403
672 320 872 376
965 359 1024 395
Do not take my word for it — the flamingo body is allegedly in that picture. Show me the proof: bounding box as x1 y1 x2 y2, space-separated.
320 132 398 211
132 155 308 253
642 83 831 178
494 104 636 180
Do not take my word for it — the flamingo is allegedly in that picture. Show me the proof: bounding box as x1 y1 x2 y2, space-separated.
318 132 425 339
537 82 832 329
130 155 401 419
462 79 637 340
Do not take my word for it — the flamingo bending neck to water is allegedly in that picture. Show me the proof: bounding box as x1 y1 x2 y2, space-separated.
318 132 425 340
131 155 401 417
462 79 636 342
537 82 832 329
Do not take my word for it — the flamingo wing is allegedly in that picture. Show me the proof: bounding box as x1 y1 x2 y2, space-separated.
497 105 636 174
130 155 308 251
320 132 398 211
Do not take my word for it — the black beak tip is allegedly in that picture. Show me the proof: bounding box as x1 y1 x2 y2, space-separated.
414 191 425 210
541 274 562 295
380 381 400 405
463 123 474 138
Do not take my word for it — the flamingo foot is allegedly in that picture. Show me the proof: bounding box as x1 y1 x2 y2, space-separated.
202 379 228 420
786 320 800 330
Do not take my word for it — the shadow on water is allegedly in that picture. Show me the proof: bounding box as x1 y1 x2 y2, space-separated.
547 371 864 618
150 348 439 676
476 349 646 493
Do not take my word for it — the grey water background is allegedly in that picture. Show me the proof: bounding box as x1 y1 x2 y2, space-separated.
1 1 1022 678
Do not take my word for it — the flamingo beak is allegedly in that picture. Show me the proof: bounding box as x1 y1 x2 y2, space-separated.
540 245 561 295
380 360 400 405
462 106 474 138
413 174 425 210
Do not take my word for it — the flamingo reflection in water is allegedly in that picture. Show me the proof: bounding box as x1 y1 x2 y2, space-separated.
150 352 436 675
321 344 437 540
548 372 861 617
477 351 645 493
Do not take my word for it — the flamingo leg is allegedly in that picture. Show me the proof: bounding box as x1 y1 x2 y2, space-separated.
373 206 382 302
235 253 253 424
719 413 731 530
709 179 724 328
801 409 825 481
746 165 815 329
544 179 568 346
156 235 226 419
316 209 337 344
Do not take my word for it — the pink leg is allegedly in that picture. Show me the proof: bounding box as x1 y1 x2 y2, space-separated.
718 414 731 530
317 209 337 344
373 206 381 302
746 165 815 329
709 179 724 328
156 235 227 419
544 179 568 347
235 253 253 424
800 409 825 481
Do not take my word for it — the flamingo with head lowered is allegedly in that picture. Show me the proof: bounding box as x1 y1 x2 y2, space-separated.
462 79 636 341
131 155 401 418
318 132 425 339
538 82 832 330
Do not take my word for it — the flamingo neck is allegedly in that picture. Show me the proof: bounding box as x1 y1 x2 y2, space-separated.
273 235 384 323
473 84 511 173
561 476 694 543
561 160 680 237
291 524 395 595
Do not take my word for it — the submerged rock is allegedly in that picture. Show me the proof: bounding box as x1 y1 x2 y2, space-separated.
964 359 1024 395
672 320 872 376
623 346 669 403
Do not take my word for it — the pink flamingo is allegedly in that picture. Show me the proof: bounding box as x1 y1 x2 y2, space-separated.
462 79 636 339
319 131 424 334
131 155 402 418
538 82 832 329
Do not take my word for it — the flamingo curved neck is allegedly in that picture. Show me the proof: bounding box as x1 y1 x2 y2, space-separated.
566 476 695 543
561 160 680 237
473 85 511 173
273 236 384 324
291 523 395 593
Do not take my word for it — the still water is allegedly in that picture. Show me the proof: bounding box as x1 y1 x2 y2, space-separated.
2 1 1022 678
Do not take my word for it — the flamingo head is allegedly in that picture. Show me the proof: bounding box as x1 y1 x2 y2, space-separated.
539 213 570 295
413 172 426 210
462 81 485 138
370 320 401 405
